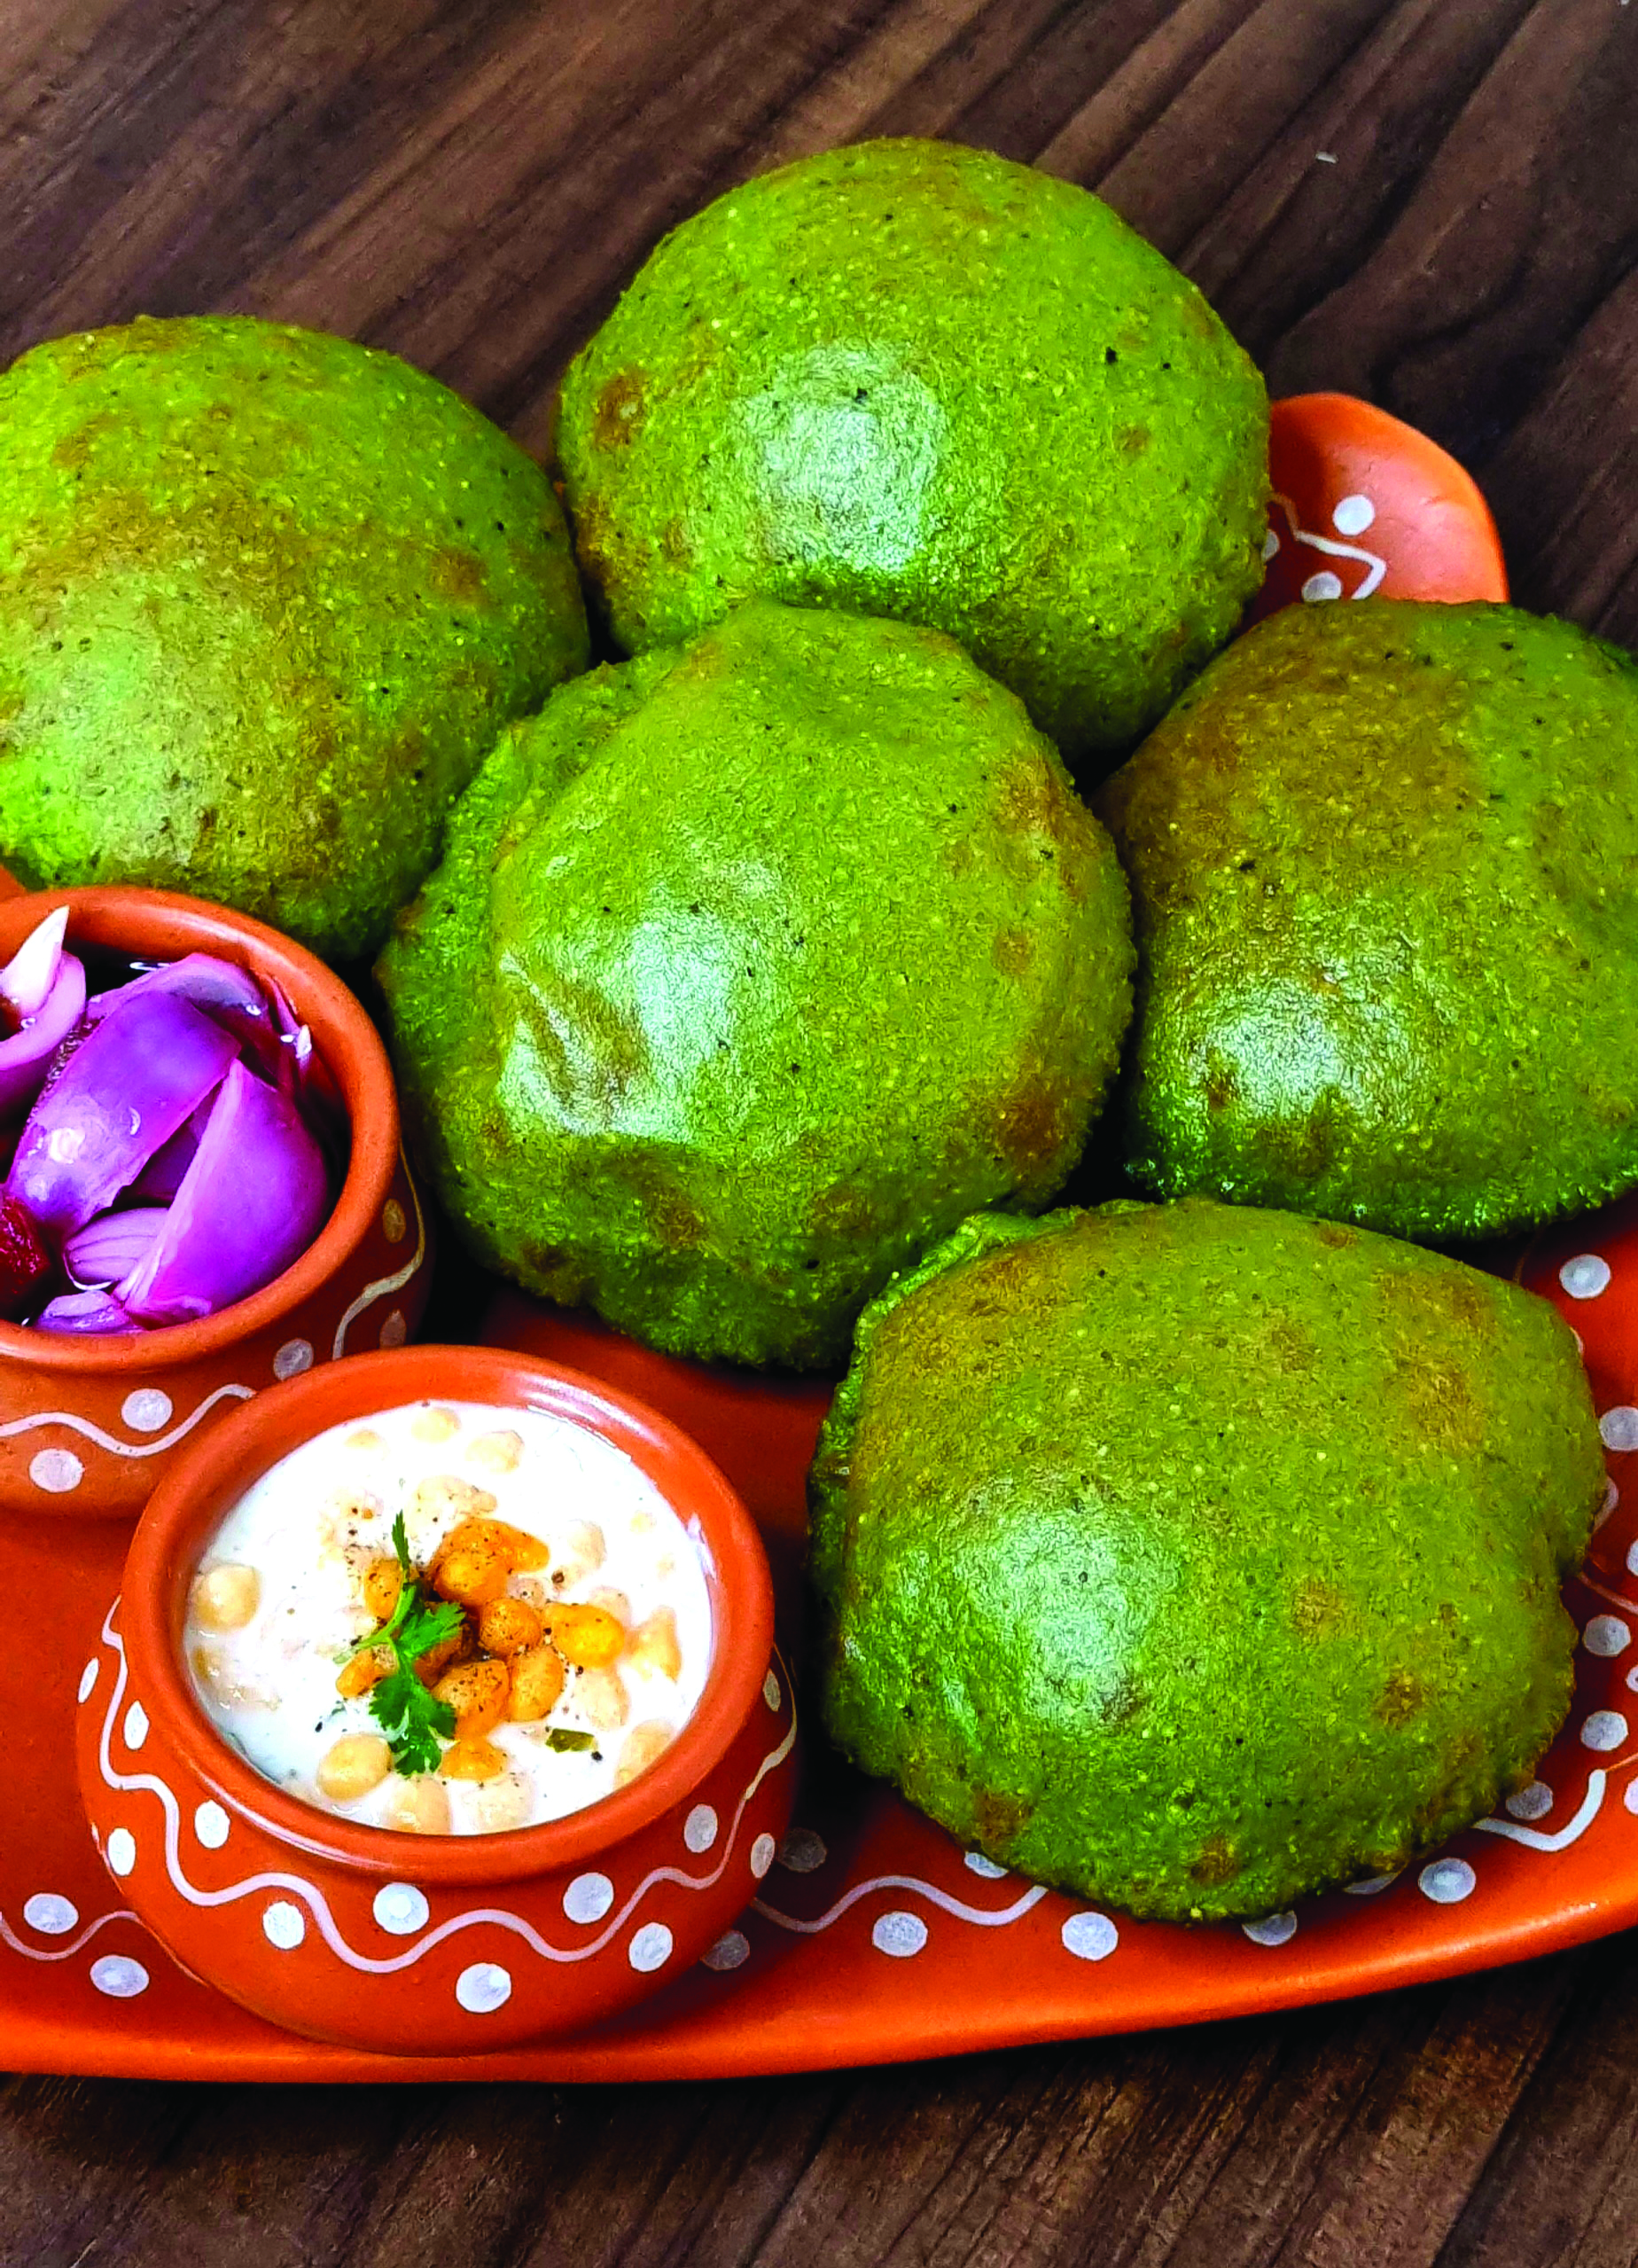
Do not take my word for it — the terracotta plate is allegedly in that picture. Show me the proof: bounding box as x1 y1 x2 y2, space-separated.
8 393 1617 2086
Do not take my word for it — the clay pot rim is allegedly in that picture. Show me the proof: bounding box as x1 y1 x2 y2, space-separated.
119 1341 776 1887
0 886 397 1370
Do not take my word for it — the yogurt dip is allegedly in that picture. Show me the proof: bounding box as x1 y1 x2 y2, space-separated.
184 1397 714 1834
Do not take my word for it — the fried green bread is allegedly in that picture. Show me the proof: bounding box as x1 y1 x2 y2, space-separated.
1098 599 1638 1239
812 1198 1602 1921
378 599 1134 1368
0 316 589 959
558 137 1268 764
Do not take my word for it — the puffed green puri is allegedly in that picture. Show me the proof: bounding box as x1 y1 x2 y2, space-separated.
1098 599 1638 1239
378 599 1134 1369
811 1199 1602 1921
558 137 1269 764
0 317 589 959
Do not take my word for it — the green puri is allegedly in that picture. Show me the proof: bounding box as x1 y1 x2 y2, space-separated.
558 137 1269 764
1099 599 1638 1239
812 1197 1602 1921
0 316 589 959
378 598 1135 1369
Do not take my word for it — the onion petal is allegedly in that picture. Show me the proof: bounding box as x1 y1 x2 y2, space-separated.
0 935 88 1123
87 950 267 1028
86 951 289 1082
36 1288 141 1336
0 909 69 1020
130 1114 201 1202
6 991 238 1237
117 1060 330 1326
64 1207 168 1290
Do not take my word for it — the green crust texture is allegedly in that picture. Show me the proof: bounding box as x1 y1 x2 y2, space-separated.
0 316 589 959
378 598 1135 1369
558 137 1268 764
811 1196 1602 1921
1097 599 1638 1240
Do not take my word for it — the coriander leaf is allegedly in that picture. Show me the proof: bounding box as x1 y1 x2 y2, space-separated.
399 1595 465 1662
345 1514 468 1775
370 1666 456 1777
545 1727 598 1753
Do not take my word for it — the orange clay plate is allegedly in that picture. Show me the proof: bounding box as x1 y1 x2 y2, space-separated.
3 395 1604 2087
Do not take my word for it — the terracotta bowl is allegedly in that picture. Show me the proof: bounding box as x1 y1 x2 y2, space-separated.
74 1341 797 2053
0 887 432 1520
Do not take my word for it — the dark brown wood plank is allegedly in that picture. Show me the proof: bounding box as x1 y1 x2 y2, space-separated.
0 3 1634 2264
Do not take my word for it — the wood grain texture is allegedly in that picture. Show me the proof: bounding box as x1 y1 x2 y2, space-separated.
0 2 1634 2262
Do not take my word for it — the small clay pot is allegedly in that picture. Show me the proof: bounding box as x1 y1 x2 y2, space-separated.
74 1342 796 2053
0 887 431 1519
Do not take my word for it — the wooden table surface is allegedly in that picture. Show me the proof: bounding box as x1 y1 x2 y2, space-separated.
2 2 1637 2262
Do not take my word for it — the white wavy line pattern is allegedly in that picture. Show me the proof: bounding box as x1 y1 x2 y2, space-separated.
754 1876 1049 1936
95 1604 795 1975
0 1382 254 1459
332 1158 427 1359
1269 492 1388 598
0 1907 139 1962
1475 1772 1608 1853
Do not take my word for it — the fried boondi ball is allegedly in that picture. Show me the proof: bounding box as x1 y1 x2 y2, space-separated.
558 137 1268 765
811 1198 1601 1921
0 316 589 958
378 599 1134 1368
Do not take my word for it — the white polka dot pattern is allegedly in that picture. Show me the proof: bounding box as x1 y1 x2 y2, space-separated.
121 1388 173 1432
563 1872 614 1925
22 1894 77 1936
90 1955 149 1999
456 1962 511 2014
1601 1408 1638 1453
871 1910 928 1958
1581 1710 1628 1752
628 1922 673 1973
1061 1912 1119 1962
373 1884 430 1936
1559 1254 1611 1300
1505 1782 1554 1822
1419 1859 1476 1904
262 1901 305 1950
1242 1912 1298 1947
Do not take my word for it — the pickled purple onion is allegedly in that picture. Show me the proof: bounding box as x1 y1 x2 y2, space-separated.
117 1060 331 1326
5 991 239 1238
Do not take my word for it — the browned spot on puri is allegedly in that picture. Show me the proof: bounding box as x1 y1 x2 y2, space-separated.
994 927 1034 976
591 369 649 451
1205 1053 1239 1112
432 548 489 604
1100 1677 1146 1729
1396 1352 1483 1451
990 1076 1073 1180
51 412 116 470
1189 1834 1241 1887
1314 1222 1357 1249
1376 1669 1424 1729
1291 1578 1343 1637
1118 425 1151 457
661 515 692 567
641 1181 706 1252
971 1787 1031 1850
1265 1315 1316 1374
807 1181 882 1247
